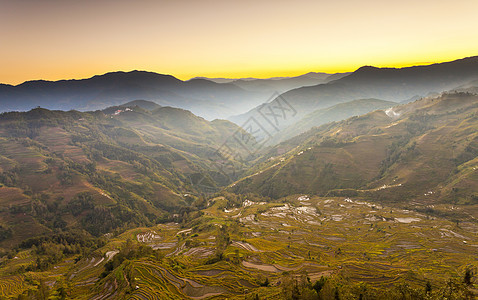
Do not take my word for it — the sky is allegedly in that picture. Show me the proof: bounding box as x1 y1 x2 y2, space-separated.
1 0 478 85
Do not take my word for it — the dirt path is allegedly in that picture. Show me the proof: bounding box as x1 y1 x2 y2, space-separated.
105 250 119 261
242 261 280 272
231 241 261 252
190 292 224 299
94 257 105 267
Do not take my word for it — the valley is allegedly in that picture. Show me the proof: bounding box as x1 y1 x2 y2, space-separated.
0 58 477 299
3 0 478 297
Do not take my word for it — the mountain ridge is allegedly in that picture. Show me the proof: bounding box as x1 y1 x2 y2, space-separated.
0 71 263 120
229 56 478 134
0 71 350 121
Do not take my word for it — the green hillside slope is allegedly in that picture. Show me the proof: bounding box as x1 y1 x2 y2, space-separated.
0 105 248 248
231 92 478 206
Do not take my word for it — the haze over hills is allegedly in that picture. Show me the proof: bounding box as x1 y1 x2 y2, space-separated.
229 56 478 135
270 98 398 144
0 71 269 120
451 78 478 95
2 56 476 127
120 99 162 111
0 71 349 121
196 72 351 94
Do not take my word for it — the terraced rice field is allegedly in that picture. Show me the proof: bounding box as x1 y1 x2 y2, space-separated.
0 275 27 298
0 196 476 298
36 127 89 163
0 187 31 207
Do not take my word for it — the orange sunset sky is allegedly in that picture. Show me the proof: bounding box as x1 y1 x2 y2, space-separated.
1 0 477 85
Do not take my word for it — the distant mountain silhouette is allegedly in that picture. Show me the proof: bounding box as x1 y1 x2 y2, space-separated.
0 71 268 120
229 56 478 134
197 72 351 94
0 71 352 120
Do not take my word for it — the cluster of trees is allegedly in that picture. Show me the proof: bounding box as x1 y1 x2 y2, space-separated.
454 137 478 167
380 136 411 175
66 192 94 216
0 108 86 139
319 136 352 148
16 231 105 272
82 205 148 236
205 225 231 265
405 113 434 135
279 274 328 300
0 168 19 187
100 239 162 278
19 231 104 251
0 224 13 241
275 271 476 300
218 192 246 209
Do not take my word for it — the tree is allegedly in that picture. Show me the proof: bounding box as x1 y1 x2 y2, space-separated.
260 277 270 287
425 281 432 294
36 279 49 300
334 287 340 300
464 268 473 285
312 276 327 294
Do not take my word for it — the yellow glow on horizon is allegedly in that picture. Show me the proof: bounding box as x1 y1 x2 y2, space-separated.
1 0 477 85
3 52 477 85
